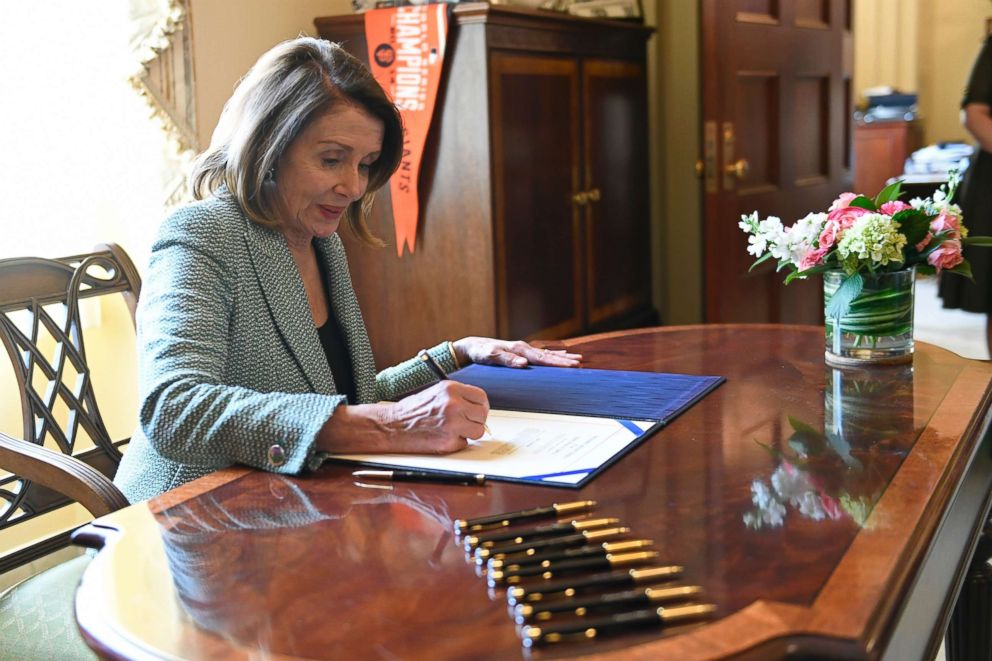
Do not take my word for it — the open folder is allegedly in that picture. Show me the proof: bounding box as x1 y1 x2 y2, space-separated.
331 365 724 488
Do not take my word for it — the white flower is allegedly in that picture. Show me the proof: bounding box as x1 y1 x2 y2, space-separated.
739 211 760 232
747 233 768 257
770 464 812 502
796 491 826 520
745 479 787 529
836 213 906 266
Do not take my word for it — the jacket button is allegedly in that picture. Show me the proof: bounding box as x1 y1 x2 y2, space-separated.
268 444 286 467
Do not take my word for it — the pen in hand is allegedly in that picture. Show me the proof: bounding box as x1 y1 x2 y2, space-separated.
417 349 493 437
353 469 486 486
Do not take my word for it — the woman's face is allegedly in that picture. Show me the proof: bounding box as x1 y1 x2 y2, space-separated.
274 103 384 242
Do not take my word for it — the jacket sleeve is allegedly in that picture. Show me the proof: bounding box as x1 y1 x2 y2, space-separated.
136 202 342 475
373 342 462 401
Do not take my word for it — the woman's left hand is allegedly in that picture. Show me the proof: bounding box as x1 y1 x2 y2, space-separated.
452 337 582 368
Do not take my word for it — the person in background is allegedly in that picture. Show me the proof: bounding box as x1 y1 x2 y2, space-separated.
114 37 581 504
940 29 992 352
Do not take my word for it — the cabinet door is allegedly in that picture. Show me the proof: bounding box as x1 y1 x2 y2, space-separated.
582 58 651 328
490 53 584 341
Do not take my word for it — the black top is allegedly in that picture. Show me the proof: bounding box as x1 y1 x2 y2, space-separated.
940 36 992 312
315 256 356 404
317 315 356 404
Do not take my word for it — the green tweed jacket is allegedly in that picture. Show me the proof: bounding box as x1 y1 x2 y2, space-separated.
114 193 457 503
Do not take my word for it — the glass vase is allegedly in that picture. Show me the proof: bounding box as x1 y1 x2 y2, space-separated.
823 268 915 367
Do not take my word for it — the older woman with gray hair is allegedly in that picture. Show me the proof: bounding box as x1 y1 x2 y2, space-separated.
114 37 580 503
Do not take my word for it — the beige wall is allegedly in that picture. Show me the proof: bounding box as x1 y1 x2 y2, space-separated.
191 0 352 148
855 0 990 145
651 0 702 324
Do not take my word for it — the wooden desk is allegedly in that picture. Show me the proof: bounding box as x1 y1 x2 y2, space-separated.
73 325 992 659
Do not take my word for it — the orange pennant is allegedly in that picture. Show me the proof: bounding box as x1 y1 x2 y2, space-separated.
364 5 449 256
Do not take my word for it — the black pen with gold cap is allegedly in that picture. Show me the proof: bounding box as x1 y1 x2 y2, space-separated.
489 550 659 586
454 500 596 535
513 585 702 624
489 539 653 571
464 517 619 551
506 565 683 606
521 603 716 647
475 527 629 563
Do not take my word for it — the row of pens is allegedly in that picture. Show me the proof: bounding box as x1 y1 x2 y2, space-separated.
452 499 715 649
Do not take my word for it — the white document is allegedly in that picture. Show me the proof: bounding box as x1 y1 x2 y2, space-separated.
332 409 656 486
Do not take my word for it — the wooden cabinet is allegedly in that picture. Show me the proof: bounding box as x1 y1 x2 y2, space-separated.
853 120 921 195
316 4 654 368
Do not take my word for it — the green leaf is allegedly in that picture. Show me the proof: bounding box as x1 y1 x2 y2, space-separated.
788 416 820 436
894 209 931 247
946 261 974 280
784 263 831 284
916 264 936 276
849 196 877 211
747 251 775 272
825 272 863 320
874 180 903 206
962 236 992 247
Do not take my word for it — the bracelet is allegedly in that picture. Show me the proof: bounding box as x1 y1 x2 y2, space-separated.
447 341 462 369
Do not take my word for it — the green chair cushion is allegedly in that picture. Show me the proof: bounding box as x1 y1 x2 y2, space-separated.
0 553 97 660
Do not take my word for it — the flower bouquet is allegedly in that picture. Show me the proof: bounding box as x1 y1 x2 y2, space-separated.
739 174 992 365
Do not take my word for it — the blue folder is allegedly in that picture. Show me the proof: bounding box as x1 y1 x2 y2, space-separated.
450 364 724 423
335 365 725 489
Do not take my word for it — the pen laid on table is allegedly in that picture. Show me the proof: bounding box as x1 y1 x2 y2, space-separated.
520 603 716 647
352 470 486 486
455 500 597 534
506 565 684 606
417 349 492 437
464 517 620 551
488 539 654 571
488 550 659 586
513 584 702 623
475 527 630 562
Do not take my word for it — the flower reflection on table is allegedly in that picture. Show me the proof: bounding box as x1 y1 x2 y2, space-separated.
744 365 915 530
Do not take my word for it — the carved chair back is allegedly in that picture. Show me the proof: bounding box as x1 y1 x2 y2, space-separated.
0 243 140 573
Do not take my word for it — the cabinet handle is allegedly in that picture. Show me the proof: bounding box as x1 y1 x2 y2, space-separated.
572 189 601 206
724 159 750 180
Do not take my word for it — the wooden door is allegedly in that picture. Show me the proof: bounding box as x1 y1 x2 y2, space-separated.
582 58 652 329
701 0 853 323
490 53 584 340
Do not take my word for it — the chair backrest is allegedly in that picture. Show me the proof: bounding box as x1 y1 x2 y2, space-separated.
0 243 140 574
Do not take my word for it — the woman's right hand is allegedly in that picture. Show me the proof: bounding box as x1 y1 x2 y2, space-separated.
382 381 490 453
316 381 490 455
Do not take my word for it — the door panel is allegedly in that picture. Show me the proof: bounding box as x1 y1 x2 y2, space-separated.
702 0 853 324
490 54 583 340
583 59 651 326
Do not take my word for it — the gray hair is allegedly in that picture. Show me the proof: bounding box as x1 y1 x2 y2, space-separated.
190 37 403 245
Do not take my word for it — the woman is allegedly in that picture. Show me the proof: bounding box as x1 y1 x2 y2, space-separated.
114 37 580 503
939 31 992 351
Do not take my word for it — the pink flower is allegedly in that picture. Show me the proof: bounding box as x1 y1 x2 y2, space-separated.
915 232 933 252
826 205 870 228
799 246 829 270
931 210 962 237
829 192 858 211
819 494 844 520
818 219 842 249
880 201 911 215
928 238 963 272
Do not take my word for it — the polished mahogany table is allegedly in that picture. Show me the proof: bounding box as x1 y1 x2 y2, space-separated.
73 325 992 660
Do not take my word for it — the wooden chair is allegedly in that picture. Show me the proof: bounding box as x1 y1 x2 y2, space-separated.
0 244 138 659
